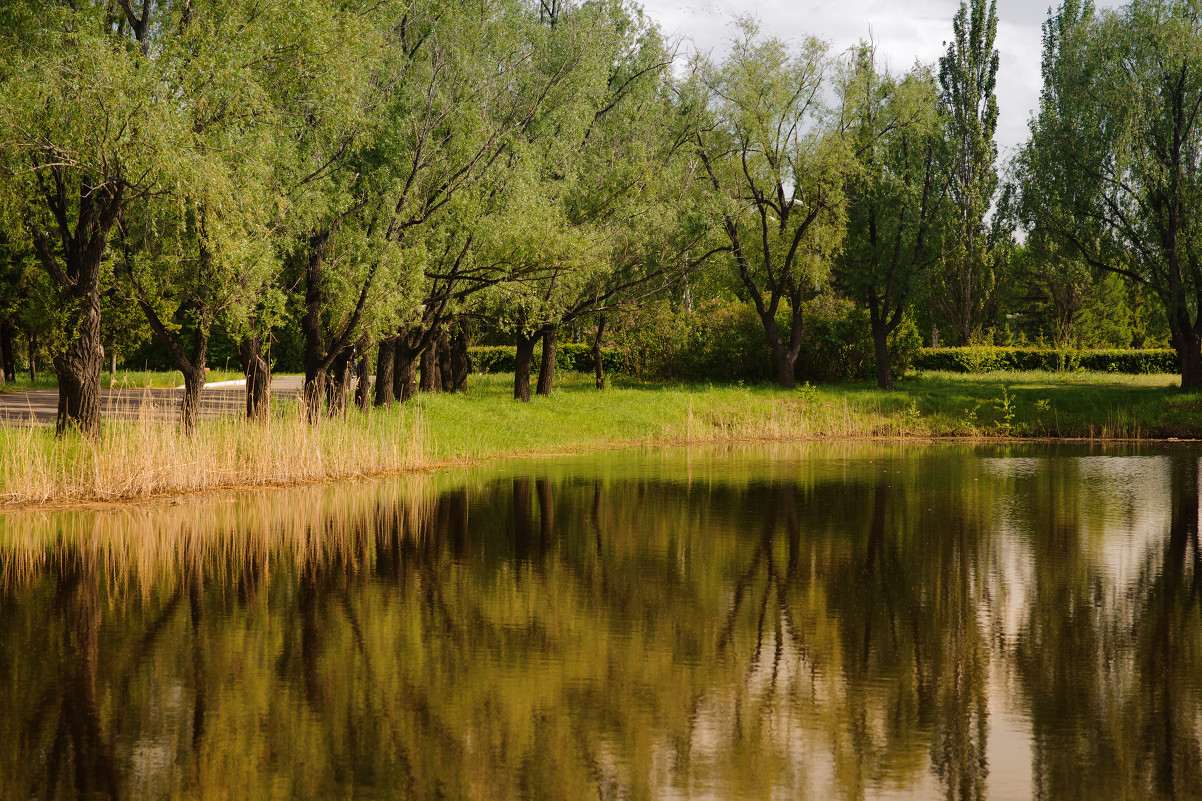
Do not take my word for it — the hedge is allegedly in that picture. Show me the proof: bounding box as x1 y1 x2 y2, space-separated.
916 346 1178 374
469 344 623 375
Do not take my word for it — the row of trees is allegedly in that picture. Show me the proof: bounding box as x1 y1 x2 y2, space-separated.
1 0 1200 436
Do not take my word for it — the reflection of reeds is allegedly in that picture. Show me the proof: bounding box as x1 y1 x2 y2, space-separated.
0 473 440 590
0 401 427 506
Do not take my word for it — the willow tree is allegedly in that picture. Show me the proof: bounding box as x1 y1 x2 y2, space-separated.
695 21 849 389
1018 0 1202 388
933 0 1000 345
835 47 948 389
0 1 191 434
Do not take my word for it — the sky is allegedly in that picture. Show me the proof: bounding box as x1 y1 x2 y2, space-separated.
638 0 1124 163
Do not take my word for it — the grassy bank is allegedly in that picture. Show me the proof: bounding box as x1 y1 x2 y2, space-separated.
0 369 1196 507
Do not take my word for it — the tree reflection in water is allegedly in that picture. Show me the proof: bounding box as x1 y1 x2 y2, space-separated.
0 446 1199 800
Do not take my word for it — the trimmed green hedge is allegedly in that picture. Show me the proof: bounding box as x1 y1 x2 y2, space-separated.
917 346 1178 374
470 344 623 375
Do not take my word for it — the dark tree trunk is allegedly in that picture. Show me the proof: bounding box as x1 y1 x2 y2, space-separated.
0 318 13 384
326 347 354 418
52 312 103 435
871 318 894 390
374 337 396 407
437 326 454 391
28 177 124 437
757 305 802 389
536 324 557 396
514 329 538 402
354 350 371 412
449 322 470 392
179 358 208 436
240 335 271 422
592 314 606 390
28 333 37 383
419 330 441 393
1173 327 1202 390
301 234 328 423
394 337 419 402
175 325 210 435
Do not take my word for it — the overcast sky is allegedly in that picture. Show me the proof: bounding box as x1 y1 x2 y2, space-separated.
639 0 1123 162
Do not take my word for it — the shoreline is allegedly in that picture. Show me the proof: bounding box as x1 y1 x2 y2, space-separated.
2 371 1198 511
3 429 1198 514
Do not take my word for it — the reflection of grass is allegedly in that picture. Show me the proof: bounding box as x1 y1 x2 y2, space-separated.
0 368 1196 507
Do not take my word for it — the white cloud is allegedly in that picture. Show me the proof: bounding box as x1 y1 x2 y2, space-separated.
641 0 1125 162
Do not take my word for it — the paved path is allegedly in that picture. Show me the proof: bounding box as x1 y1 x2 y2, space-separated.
0 376 308 427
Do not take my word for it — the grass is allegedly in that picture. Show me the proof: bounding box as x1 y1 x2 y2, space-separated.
0 368 1196 508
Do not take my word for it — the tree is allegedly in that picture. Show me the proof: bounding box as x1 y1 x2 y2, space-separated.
835 46 947 389
1018 0 1202 388
696 21 848 389
933 0 1000 345
0 1 184 434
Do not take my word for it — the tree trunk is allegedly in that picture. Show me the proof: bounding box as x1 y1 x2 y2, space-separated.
394 336 419 401
179 361 207 436
448 322 470 392
437 326 454 392
514 329 537 402
374 337 396 407
354 350 371 412
29 333 37 383
326 347 354 418
758 312 797 389
0 318 13 383
419 331 441 393
592 315 606 390
1173 327 1202 390
536 325 557 397
240 335 271 422
871 319 895 390
303 371 327 422
52 311 103 436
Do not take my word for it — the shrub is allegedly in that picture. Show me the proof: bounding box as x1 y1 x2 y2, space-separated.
916 346 1177 374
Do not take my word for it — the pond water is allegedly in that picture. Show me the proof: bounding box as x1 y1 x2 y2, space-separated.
1 443 1200 800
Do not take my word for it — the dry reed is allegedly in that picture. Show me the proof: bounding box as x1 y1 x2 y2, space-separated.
0 398 427 507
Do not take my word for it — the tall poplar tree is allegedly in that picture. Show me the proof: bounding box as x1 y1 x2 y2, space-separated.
934 0 1000 344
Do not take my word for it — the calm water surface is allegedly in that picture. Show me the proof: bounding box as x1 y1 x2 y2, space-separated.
1 443 1200 800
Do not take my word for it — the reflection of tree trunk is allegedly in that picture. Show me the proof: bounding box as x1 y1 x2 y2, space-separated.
1151 455 1200 795
189 570 207 752
448 489 469 559
513 477 532 562
300 572 323 709
537 478 554 553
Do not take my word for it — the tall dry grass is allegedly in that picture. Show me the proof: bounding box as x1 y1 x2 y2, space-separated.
0 399 427 507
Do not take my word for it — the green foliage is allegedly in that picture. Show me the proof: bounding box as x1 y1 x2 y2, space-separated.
917 346 1178 374
933 0 1002 344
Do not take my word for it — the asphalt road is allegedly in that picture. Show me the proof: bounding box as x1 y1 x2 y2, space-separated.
0 376 308 427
